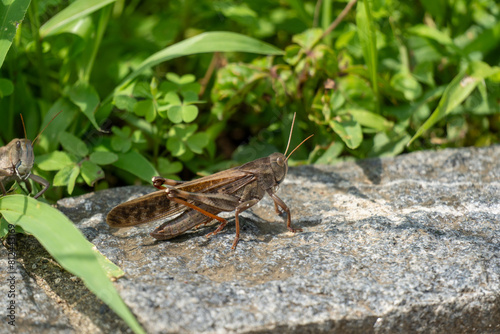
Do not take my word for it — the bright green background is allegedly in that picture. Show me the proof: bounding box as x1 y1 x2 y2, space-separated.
0 0 499 199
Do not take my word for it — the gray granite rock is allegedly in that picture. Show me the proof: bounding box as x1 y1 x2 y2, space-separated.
0 244 74 333
3 145 500 333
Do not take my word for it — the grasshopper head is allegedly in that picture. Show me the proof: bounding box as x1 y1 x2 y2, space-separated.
7 138 34 177
269 152 288 184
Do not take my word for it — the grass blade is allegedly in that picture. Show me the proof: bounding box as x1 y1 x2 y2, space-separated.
356 0 379 111
40 0 116 38
0 0 31 68
106 31 284 103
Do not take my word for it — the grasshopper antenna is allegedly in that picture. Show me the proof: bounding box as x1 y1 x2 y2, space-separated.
20 114 27 139
286 134 314 162
283 113 296 156
32 110 63 146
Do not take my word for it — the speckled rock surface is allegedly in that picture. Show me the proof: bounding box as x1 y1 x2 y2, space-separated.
2 145 500 333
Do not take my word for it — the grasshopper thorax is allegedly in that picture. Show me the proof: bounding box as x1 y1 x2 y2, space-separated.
269 152 288 184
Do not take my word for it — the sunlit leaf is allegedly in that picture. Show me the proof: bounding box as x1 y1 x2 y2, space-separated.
113 150 157 182
36 151 77 171
182 105 198 123
40 0 116 37
330 118 363 149
347 109 394 131
167 105 183 124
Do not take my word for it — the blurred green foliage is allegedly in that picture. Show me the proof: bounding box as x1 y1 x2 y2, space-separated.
0 0 499 200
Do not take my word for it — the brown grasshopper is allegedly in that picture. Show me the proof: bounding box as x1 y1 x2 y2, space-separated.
106 114 313 249
0 112 61 199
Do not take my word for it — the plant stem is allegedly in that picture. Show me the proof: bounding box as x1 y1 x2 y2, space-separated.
318 0 358 43
28 0 50 101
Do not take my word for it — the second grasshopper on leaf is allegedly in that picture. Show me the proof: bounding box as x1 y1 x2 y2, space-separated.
106 114 313 249
0 112 61 199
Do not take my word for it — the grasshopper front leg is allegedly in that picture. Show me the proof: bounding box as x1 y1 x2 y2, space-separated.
10 165 49 199
29 174 50 199
0 181 7 196
266 189 302 233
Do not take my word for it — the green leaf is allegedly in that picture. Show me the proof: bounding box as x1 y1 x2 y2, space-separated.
186 132 209 154
158 158 183 175
166 73 195 85
54 164 80 194
390 72 422 101
163 91 181 104
111 136 132 153
53 165 73 186
284 44 302 65
408 24 456 49
370 131 411 157
114 95 137 112
111 126 131 138
167 137 186 157
67 165 80 194
292 28 323 49
40 0 116 38
0 195 144 334
68 82 101 131
36 151 76 171
0 78 14 97
59 132 89 157
347 109 394 131
182 104 198 123
133 99 156 122
107 32 283 102
330 119 363 149
80 160 104 186
172 124 198 139
89 151 118 165
408 61 498 145
113 150 158 182
133 81 152 99
182 91 200 103
167 105 183 124
0 0 31 69
315 142 344 165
